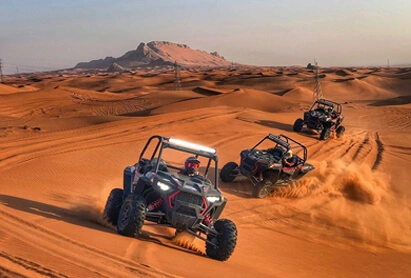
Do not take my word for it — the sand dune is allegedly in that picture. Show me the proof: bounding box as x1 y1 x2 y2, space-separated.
151 88 298 115
0 66 410 278
282 86 315 102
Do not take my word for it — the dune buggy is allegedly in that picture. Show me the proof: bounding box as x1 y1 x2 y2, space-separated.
220 134 315 198
293 98 345 140
103 135 237 261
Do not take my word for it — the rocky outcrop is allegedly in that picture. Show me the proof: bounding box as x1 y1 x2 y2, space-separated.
75 57 116 69
107 62 129 73
74 41 232 70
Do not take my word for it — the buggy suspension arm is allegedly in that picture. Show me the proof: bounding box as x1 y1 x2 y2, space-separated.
186 223 219 247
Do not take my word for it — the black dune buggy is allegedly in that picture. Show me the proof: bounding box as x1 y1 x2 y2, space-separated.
103 135 237 261
220 134 315 199
293 98 345 140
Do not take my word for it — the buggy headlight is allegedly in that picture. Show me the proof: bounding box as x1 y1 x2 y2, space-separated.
157 181 171 191
206 196 221 203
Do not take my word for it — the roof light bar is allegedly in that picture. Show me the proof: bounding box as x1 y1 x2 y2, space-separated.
169 138 216 154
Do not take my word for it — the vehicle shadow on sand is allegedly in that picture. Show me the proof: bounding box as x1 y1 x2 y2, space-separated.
0 194 208 259
218 179 255 199
236 116 293 132
294 129 323 140
236 116 323 140
205 166 254 198
0 194 119 237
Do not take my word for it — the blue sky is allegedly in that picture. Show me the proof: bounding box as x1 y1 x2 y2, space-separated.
1 0 410 74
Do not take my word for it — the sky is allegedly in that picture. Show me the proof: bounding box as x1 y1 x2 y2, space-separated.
1 0 410 74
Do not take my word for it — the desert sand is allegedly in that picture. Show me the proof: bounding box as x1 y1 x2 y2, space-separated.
0 66 410 278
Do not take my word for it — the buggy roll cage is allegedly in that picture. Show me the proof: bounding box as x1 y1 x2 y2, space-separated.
250 133 308 162
310 99 342 114
138 135 219 187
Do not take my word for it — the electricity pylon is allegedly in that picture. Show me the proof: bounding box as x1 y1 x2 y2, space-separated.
174 61 181 91
313 60 323 100
0 59 4 83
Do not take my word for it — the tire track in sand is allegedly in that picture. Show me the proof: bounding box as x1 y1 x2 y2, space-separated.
349 131 385 171
372 132 385 170
0 208 177 278
0 251 68 278
0 109 236 170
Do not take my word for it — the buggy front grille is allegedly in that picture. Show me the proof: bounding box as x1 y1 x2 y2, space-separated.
307 117 319 127
175 192 203 206
169 191 207 215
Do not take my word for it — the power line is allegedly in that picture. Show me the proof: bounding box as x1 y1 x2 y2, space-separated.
1 61 67 74
3 62 61 70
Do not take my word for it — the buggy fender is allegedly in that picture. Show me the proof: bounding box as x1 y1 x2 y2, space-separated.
209 198 227 220
123 166 136 198
133 175 152 196
301 163 315 173
282 167 296 175
336 116 344 126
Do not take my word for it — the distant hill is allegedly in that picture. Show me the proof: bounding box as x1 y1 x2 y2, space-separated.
74 41 233 70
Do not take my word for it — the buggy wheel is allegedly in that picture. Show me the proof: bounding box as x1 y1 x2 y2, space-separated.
206 219 237 261
320 127 331 140
117 195 146 237
336 125 345 138
252 179 273 198
220 162 239 183
103 188 123 226
293 118 304 132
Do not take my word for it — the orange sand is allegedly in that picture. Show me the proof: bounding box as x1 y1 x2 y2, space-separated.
1 66 410 277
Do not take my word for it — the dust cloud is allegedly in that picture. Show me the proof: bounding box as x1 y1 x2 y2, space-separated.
269 160 411 251
67 182 116 228
273 159 389 204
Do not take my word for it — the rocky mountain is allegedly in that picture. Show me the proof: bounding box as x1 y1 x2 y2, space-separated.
74 41 232 70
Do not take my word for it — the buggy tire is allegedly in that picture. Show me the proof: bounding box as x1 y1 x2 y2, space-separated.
206 219 237 261
293 118 304 132
336 125 345 138
320 126 331 140
103 188 123 226
252 179 273 199
220 162 239 183
117 195 146 237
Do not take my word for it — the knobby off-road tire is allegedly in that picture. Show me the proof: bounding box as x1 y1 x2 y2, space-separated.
320 126 331 140
252 179 273 199
293 118 304 132
220 162 238 182
336 125 345 138
117 194 146 237
206 219 237 261
103 188 124 226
